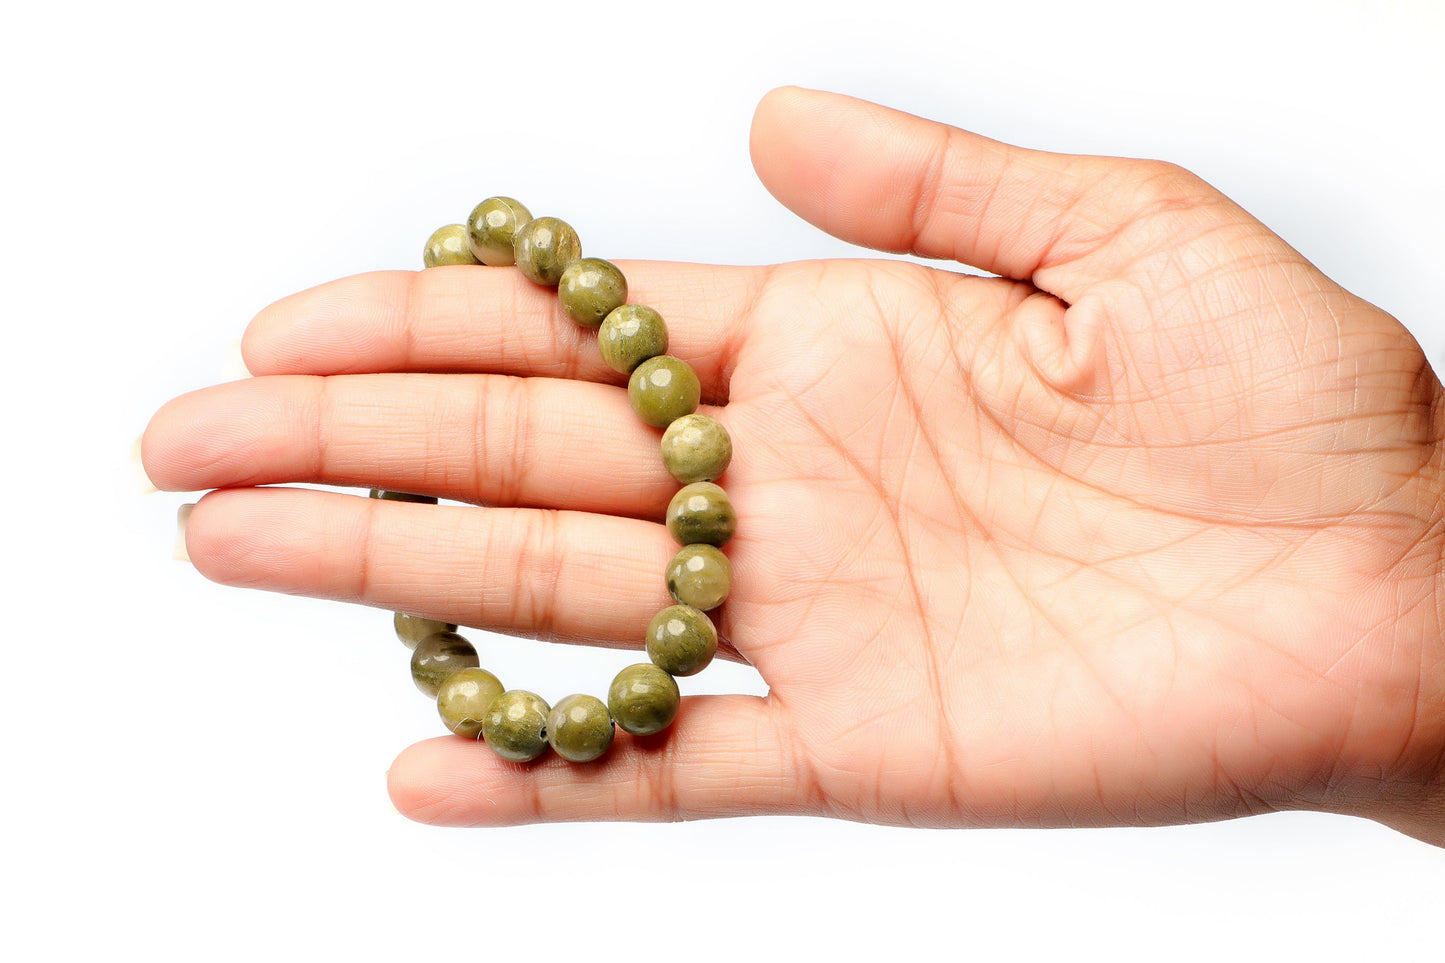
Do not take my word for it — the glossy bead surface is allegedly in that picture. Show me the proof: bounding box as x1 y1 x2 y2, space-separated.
513 216 581 286
628 356 701 428
393 612 458 650
608 663 681 736
370 489 438 504
666 482 737 547
436 667 505 738
666 544 732 611
558 258 628 328
546 694 615 762
660 414 731 484
483 689 552 762
467 196 532 266
410 631 480 697
598 304 668 374
423 224 480 268
646 605 717 677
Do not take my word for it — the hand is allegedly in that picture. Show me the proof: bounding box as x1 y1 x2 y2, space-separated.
142 87 1445 843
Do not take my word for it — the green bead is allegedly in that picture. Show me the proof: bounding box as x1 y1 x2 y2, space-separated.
393 612 458 649
598 304 668 374
666 544 732 611
628 356 700 428
423 224 480 268
410 631 480 697
513 216 581 286
467 196 532 266
558 258 628 328
483 689 552 762
436 667 505 738
370 489 437 504
646 605 717 677
666 482 736 547
660 414 731 484
546 694 615 762
608 663 681 736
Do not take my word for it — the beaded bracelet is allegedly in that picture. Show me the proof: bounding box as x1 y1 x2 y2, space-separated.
371 197 735 764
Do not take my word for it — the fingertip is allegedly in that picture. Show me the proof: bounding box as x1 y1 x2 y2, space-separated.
388 737 499 826
140 391 202 493
748 85 837 201
242 271 414 376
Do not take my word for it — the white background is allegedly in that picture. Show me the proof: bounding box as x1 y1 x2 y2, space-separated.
4 0 1443 958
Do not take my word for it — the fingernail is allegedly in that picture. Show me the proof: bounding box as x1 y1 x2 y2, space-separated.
131 435 158 495
219 338 250 382
174 503 195 562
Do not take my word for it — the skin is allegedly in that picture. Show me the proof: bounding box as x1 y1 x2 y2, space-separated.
143 87 1445 844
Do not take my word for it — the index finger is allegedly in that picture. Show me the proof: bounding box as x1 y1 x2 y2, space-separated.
240 262 764 401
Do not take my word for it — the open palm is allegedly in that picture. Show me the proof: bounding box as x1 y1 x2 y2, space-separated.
143 88 1445 842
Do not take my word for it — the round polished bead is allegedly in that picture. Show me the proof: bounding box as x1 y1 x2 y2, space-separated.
598 304 668 374
646 605 717 677
666 482 736 547
410 631 480 697
436 667 505 738
546 694 615 762
483 689 552 762
369 489 437 504
628 356 701 428
467 196 532 266
423 224 480 268
513 216 581 286
393 612 458 649
660 414 731 484
608 663 681 736
558 258 628 328
666 544 732 611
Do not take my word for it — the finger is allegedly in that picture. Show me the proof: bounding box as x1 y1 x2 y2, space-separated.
749 86 1258 304
387 695 806 825
241 263 761 402
143 372 681 518
183 486 681 648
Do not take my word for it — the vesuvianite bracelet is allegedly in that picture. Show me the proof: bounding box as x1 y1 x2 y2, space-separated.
369 197 735 764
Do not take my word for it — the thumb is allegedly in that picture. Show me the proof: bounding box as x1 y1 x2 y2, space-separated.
748 86 1251 306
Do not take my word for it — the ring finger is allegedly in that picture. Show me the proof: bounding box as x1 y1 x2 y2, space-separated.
182 486 727 653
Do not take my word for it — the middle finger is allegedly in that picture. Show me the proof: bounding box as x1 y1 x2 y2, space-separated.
143 371 686 518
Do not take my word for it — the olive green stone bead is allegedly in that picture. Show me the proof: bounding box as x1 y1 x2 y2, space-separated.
666 482 737 547
666 544 732 611
410 631 480 697
467 196 532 266
436 667 505 739
545 694 615 762
513 216 581 286
628 356 701 428
646 604 717 677
598 304 668 374
482 689 552 762
423 224 480 268
558 258 628 328
370 489 437 504
393 612 458 650
608 663 681 736
660 414 731 484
